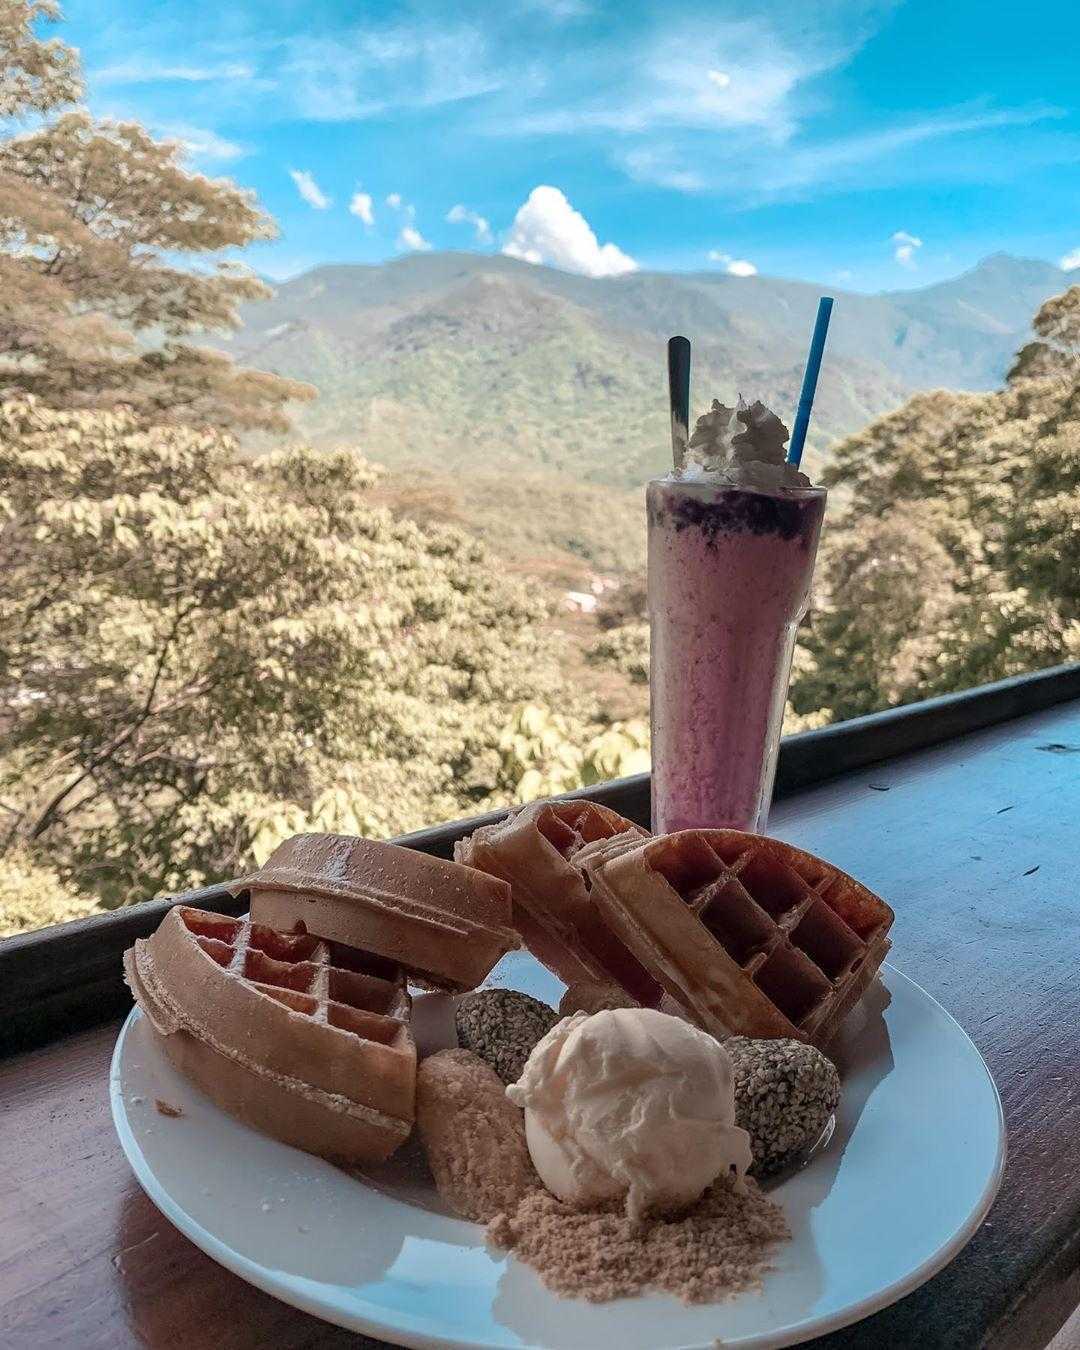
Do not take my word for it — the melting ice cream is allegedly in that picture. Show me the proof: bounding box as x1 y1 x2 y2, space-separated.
507 1008 751 1218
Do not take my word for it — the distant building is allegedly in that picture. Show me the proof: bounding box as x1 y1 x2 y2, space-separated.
564 590 598 614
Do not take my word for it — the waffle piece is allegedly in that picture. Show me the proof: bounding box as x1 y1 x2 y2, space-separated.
455 800 660 1004
584 830 894 1047
240 833 517 993
124 906 416 1163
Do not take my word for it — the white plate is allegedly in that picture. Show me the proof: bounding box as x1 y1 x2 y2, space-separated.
110 955 1004 1350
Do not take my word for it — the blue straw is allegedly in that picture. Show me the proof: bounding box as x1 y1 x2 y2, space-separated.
787 296 834 467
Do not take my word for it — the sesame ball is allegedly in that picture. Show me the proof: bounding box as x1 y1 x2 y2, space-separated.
455 989 560 1085
558 981 637 1017
727 1037 841 1177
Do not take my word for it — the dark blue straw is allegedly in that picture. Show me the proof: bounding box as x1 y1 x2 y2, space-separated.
788 297 834 467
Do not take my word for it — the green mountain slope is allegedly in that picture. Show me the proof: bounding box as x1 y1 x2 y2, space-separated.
227 251 1067 572
232 250 1065 479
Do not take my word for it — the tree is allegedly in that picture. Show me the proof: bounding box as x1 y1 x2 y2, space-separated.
0 845 97 937
999 286 1080 627
492 705 650 807
0 399 570 905
792 285 1080 721
588 622 649 685
0 0 311 431
0 2 78 118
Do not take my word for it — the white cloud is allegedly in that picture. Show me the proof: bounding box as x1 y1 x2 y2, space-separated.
480 10 1066 208
280 25 503 123
621 148 706 192
707 250 758 277
502 186 637 278
493 18 842 145
521 0 591 18
891 229 923 268
1060 248 1080 271
701 103 1064 203
762 106 1063 195
398 224 432 252
159 124 245 162
349 190 375 226
289 169 331 210
446 203 493 243
386 195 430 249
94 59 254 86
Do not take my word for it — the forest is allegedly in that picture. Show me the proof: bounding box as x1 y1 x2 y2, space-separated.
1 1 1077 934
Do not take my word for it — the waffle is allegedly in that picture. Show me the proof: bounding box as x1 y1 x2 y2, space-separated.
455 800 661 1004
124 906 416 1163
583 830 894 1046
240 833 518 992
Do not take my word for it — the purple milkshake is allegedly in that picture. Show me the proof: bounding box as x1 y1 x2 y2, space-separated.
648 398 826 834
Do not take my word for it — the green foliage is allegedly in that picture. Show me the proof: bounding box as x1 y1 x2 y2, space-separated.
0 845 97 937
588 622 649 685
374 469 645 576
792 285 1080 721
0 1 311 431
0 2 80 118
596 573 647 629
498 705 650 802
0 398 568 906
782 644 833 734
581 721 651 785
8 281 1079 935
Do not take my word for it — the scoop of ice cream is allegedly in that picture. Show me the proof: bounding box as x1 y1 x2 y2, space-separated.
506 1008 752 1218
686 396 811 490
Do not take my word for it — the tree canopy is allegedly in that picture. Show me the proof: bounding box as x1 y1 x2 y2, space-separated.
0 398 575 908
0 0 311 431
0 3 649 936
791 284 1080 721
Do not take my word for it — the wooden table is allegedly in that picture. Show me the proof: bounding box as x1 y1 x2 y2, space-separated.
3 699 1080 1349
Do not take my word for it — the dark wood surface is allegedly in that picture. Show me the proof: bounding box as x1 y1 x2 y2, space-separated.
5 663 1079 1055
3 700 1080 1349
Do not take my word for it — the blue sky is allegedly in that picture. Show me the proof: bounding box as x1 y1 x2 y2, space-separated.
62 0 1080 290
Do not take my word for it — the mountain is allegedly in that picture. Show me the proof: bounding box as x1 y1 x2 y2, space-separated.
226 251 1068 572
887 253 1067 386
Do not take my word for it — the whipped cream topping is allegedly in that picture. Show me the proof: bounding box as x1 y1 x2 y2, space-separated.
686 396 811 490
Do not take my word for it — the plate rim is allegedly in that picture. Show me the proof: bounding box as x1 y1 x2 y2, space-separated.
109 961 1006 1350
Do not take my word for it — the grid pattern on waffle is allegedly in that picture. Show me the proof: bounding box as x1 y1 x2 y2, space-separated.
531 806 663 1006
534 802 634 863
644 835 891 1032
177 907 410 1044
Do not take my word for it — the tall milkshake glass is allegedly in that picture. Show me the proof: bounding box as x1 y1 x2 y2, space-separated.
648 472 826 834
